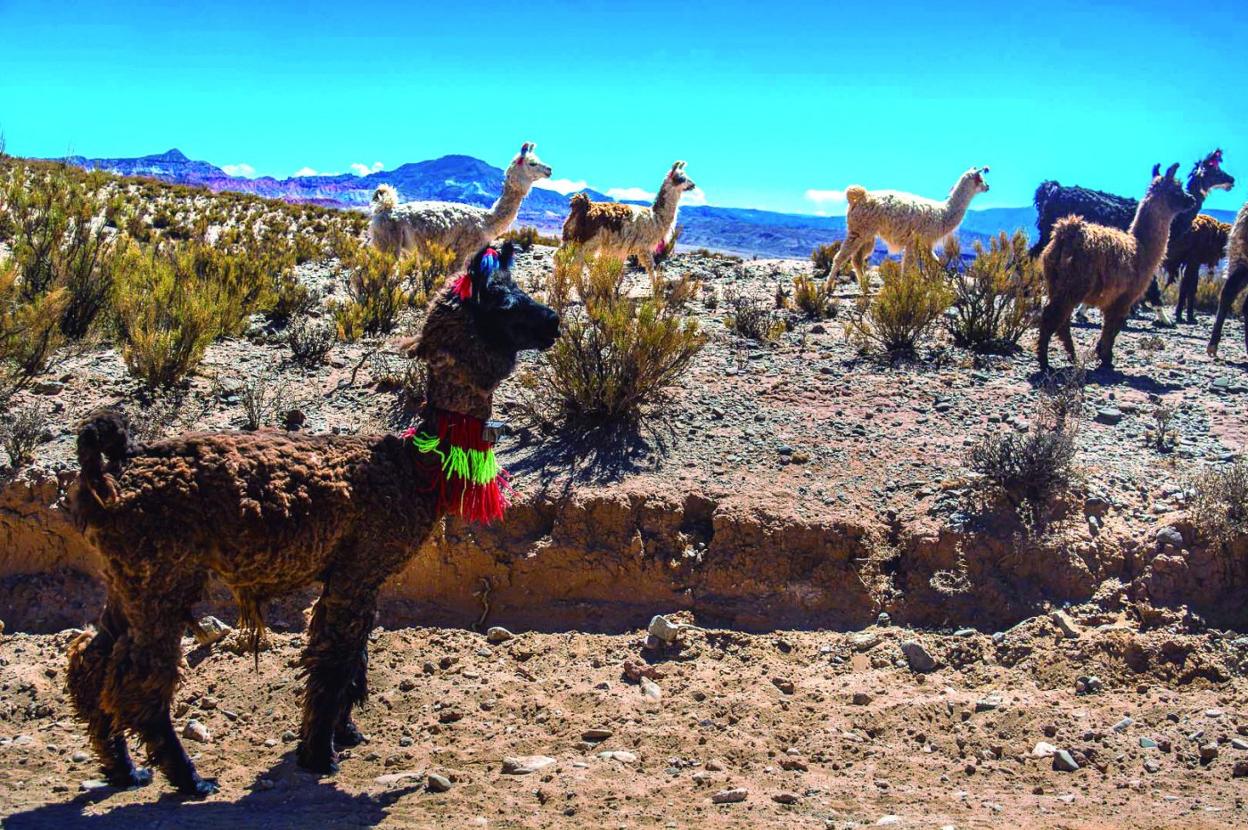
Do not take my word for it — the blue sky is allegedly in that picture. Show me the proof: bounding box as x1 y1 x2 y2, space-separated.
1 0 1244 215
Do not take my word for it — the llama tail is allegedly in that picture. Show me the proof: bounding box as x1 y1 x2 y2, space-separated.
371 184 399 214
562 192 591 242
76 408 132 512
1040 216 1085 293
844 186 868 207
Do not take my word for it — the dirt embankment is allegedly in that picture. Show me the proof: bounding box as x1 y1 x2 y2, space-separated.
4 470 1245 636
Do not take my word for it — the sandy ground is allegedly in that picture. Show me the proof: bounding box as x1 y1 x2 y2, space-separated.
2 616 1247 829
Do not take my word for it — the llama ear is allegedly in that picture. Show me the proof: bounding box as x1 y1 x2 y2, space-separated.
1151 164 1161 179
1165 163 1180 180
469 246 500 299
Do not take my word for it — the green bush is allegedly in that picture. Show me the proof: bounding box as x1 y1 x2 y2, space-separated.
112 242 238 387
501 225 559 250
1189 460 1248 545
724 288 784 342
519 254 704 429
810 242 841 277
792 274 836 319
944 232 1041 353
846 259 953 355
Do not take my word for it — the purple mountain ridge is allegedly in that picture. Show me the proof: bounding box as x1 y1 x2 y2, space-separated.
60 148 1230 260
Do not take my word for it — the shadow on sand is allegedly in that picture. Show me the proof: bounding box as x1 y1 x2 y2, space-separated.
4 753 422 830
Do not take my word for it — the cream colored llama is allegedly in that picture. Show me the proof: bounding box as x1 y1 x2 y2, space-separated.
370 143 551 269
561 161 696 284
830 167 991 284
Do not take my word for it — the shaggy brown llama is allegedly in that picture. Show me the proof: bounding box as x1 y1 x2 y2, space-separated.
1208 200 1248 358
66 243 559 796
1163 213 1230 323
1037 163 1197 372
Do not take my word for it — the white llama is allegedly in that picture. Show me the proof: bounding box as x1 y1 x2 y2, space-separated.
370 143 552 269
829 166 991 284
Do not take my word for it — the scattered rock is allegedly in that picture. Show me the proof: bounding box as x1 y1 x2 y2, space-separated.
1095 407 1123 425
1053 750 1080 772
640 676 662 700
1051 611 1082 639
597 750 637 763
1032 742 1059 758
772 792 800 804
850 631 880 651
502 755 556 775
900 640 937 673
182 720 211 743
193 615 233 647
771 677 795 695
711 787 748 804
426 773 452 793
582 728 613 742
485 626 514 644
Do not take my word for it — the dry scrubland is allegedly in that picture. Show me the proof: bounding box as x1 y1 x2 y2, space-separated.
2 157 1248 827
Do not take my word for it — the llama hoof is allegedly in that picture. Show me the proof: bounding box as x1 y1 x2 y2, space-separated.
296 745 340 775
106 766 153 789
178 776 218 798
334 721 365 748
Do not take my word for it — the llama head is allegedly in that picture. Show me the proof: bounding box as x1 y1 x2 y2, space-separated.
1188 149 1234 196
966 166 991 194
505 142 553 187
663 161 697 194
1147 163 1199 215
412 242 560 417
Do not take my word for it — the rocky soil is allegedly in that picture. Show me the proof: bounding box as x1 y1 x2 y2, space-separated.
2 242 1248 827
2 618 1247 829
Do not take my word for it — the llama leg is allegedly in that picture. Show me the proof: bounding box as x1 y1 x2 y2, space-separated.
106 616 213 795
66 601 149 788
333 642 369 748
1209 265 1248 357
1057 318 1077 362
831 231 864 280
1037 300 1071 371
1178 263 1199 323
1095 297 1132 370
298 579 379 774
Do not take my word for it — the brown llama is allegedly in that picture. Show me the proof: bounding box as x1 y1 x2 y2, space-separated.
1208 200 1248 358
1037 164 1197 372
66 243 559 796
1163 213 1230 324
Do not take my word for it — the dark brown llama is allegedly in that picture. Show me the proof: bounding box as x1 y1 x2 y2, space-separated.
66 242 559 796
1037 164 1197 372
1163 213 1231 323
1208 200 1248 358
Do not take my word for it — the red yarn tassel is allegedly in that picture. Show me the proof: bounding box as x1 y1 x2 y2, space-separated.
451 273 473 301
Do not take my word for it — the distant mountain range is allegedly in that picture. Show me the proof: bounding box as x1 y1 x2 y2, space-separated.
57 149 1240 260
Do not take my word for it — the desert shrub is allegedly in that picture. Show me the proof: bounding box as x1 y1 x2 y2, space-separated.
0 257 68 385
0 402 47 469
659 272 701 311
287 316 334 365
724 289 783 342
1149 401 1177 452
943 232 1041 353
792 274 836 319
331 241 412 340
267 272 317 322
398 241 456 303
112 242 235 387
518 254 704 430
967 371 1083 512
1188 460 1248 546
810 242 842 278
501 225 559 250
846 259 953 355
234 371 290 431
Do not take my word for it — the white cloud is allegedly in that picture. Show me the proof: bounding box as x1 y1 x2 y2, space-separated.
292 167 320 177
607 186 655 202
222 163 255 178
535 178 589 195
683 186 708 206
805 188 847 205
350 161 384 176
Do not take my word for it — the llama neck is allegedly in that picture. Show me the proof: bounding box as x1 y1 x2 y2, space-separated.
484 174 530 239
1171 177 1208 238
939 178 979 236
1130 200 1175 276
651 185 681 240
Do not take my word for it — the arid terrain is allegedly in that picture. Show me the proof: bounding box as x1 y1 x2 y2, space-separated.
2 182 1248 827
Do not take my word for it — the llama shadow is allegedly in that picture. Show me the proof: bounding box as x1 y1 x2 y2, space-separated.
1026 364 1182 396
504 420 674 495
4 755 421 830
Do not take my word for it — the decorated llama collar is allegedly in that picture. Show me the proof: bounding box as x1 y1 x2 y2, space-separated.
402 409 512 524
